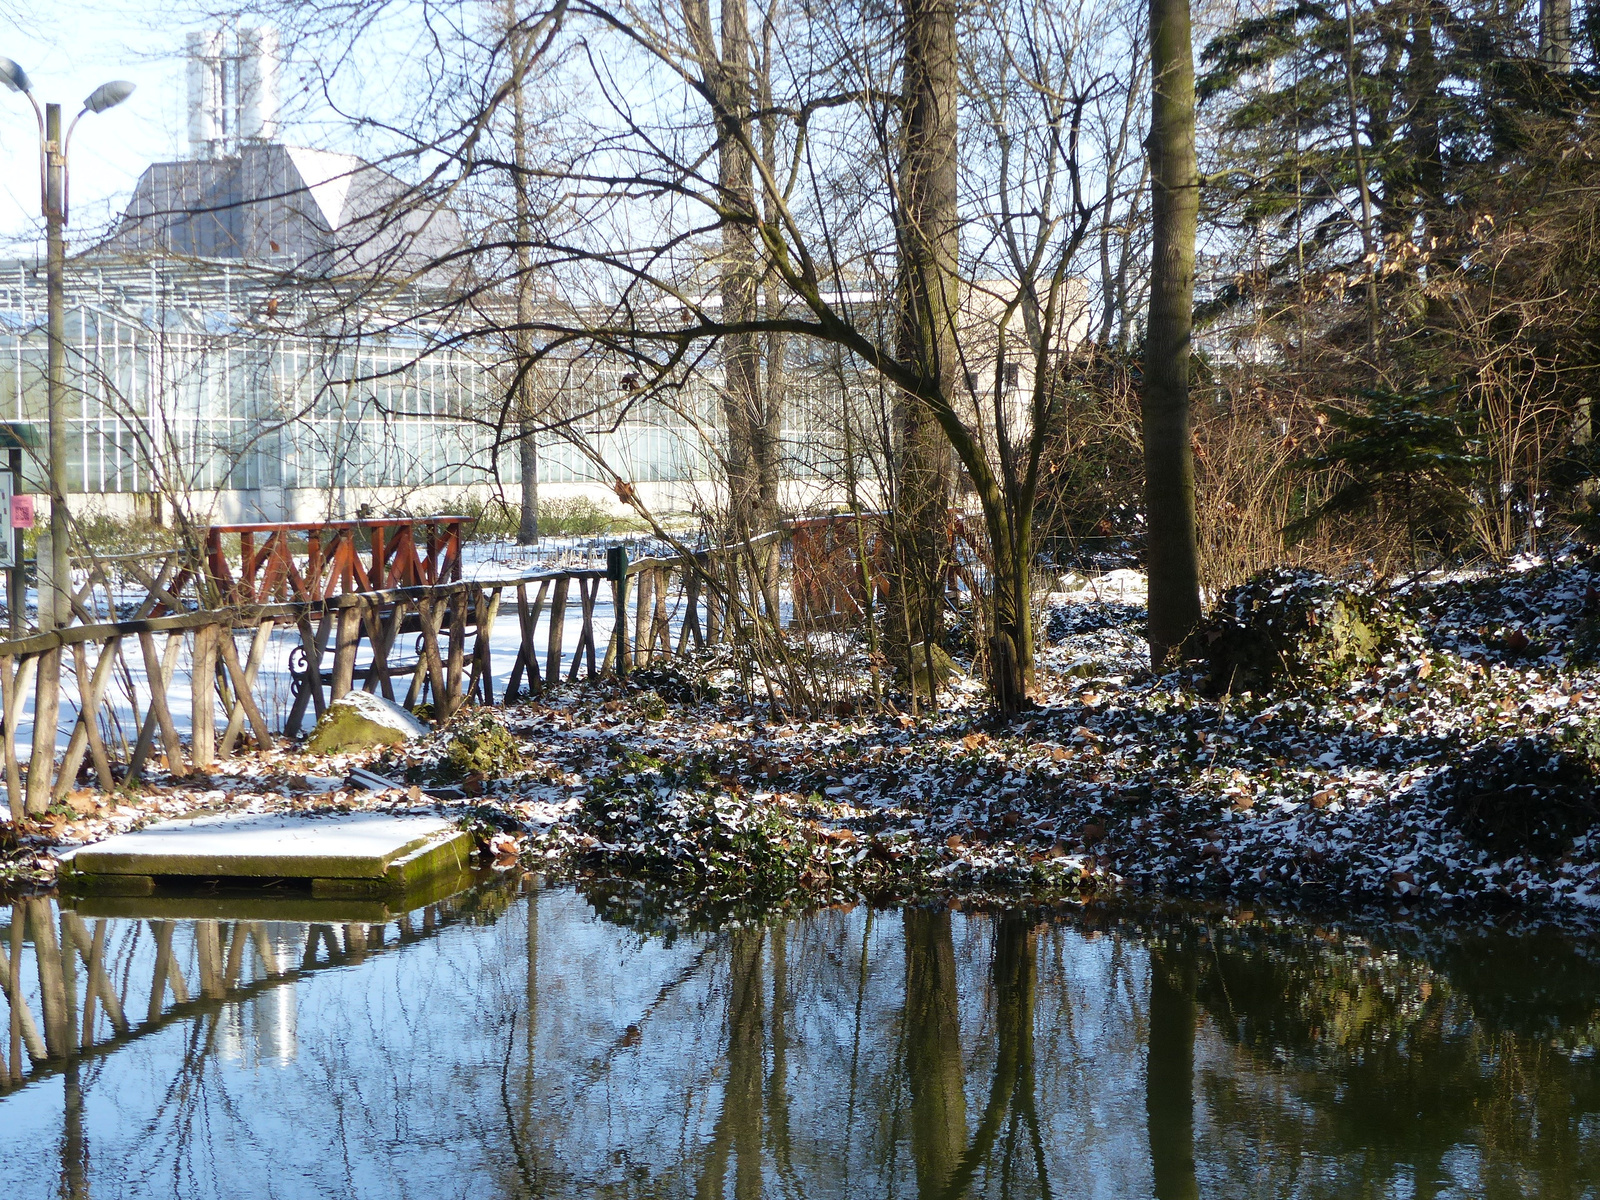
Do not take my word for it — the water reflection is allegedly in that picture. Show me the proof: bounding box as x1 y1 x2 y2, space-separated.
3 885 1600 1198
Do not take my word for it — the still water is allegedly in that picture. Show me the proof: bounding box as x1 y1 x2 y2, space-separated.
1 878 1599 1198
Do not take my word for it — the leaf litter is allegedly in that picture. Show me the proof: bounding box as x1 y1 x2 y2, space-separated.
9 551 1600 925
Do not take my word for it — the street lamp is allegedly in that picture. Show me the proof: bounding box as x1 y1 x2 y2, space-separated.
2 58 131 817
0 59 134 632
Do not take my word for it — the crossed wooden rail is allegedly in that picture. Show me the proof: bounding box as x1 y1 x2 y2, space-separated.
0 531 783 821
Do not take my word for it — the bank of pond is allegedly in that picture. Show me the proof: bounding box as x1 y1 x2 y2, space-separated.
1 875 1598 1197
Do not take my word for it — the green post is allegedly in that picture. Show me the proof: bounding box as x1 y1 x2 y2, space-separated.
606 546 630 676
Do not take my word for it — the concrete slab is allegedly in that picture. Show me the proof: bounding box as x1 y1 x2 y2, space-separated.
59 811 473 895
64 866 479 924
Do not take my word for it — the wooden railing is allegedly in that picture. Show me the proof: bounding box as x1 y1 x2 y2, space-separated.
203 517 468 605
0 530 782 820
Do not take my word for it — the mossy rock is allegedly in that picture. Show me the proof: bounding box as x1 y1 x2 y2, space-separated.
907 641 960 698
444 712 527 779
308 692 429 754
1187 569 1418 696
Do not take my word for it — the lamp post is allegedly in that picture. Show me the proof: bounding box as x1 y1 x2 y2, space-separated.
0 61 134 631
0 58 132 816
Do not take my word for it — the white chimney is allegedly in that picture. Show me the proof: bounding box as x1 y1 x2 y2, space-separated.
238 27 279 142
186 29 223 156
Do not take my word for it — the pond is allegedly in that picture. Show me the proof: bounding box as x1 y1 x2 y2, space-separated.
2 879 1599 1198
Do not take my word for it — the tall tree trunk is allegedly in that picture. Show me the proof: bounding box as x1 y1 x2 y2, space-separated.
1541 0 1573 69
685 0 765 543
893 0 961 678
1142 0 1202 667
719 0 763 540
755 23 786 615
508 0 541 545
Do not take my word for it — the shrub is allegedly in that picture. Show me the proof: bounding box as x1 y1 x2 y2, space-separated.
538 495 617 537
443 711 527 779
1187 568 1420 695
1437 738 1600 857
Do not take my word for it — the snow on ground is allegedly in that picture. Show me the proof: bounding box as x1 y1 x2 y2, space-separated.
11 549 1600 921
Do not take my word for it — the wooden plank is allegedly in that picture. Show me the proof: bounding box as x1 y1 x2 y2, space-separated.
54 636 123 800
506 585 531 701
632 566 652 669
706 554 723 644
465 587 501 706
508 580 550 701
679 561 703 653
545 575 568 687
652 566 671 660
129 632 185 780
442 593 467 719
417 598 449 711
330 604 359 701
78 641 117 792
25 645 62 815
283 613 332 738
215 621 274 756
2 654 36 824
190 624 218 770
362 599 400 700
571 576 601 682
220 619 276 757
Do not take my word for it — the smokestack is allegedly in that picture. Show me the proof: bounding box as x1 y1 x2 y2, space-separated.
186 29 223 156
239 27 279 142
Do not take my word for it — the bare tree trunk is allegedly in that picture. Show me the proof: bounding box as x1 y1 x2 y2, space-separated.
508 0 541 545
686 0 765 542
1541 0 1572 69
756 19 786 615
1341 0 1380 357
892 0 961 673
1142 0 1202 668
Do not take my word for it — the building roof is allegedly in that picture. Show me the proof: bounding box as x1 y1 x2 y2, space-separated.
100 142 464 282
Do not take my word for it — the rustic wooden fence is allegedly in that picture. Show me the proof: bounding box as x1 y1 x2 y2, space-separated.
1 531 781 821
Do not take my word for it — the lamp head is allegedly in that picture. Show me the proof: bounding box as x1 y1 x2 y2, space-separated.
84 80 135 114
0 57 31 95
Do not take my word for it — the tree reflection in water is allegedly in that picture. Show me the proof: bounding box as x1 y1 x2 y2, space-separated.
3 885 1600 1198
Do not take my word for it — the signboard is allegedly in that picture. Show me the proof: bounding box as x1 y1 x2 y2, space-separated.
10 493 32 531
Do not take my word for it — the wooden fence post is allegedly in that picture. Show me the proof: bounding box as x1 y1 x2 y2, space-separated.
55 637 122 799
216 621 274 757
26 644 62 815
442 587 467 719
545 575 568 687
191 624 217 770
330 603 359 701
632 567 652 669
130 631 186 780
2 654 37 822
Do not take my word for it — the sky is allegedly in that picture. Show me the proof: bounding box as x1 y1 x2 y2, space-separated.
0 2 204 251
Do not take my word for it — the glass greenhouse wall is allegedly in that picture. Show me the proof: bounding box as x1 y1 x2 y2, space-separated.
0 258 877 521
